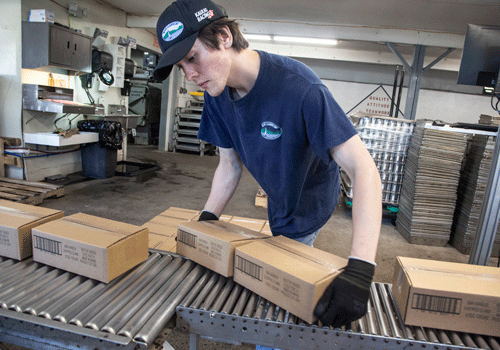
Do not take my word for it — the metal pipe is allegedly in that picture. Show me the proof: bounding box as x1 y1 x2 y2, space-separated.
395 69 405 118
179 270 213 307
436 329 451 345
0 269 61 309
364 299 378 335
11 272 73 313
414 327 427 341
189 273 220 309
231 287 250 316
102 258 191 334
448 331 465 346
0 265 52 301
0 259 15 270
70 256 174 327
376 283 401 338
134 264 205 344
369 283 389 337
389 66 400 117
242 292 258 318
39 278 96 319
199 275 226 311
54 253 162 323
473 335 490 349
0 258 34 285
254 297 266 319
0 262 40 289
287 314 296 325
425 328 439 343
221 282 242 314
210 278 234 312
462 333 478 348
487 336 500 349
265 302 275 321
85 255 174 331
276 307 285 323
117 259 195 339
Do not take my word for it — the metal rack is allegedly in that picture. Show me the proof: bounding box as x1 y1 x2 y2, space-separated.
172 100 214 156
1 252 498 350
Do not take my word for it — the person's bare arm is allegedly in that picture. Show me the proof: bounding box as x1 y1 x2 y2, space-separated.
330 134 382 262
202 147 243 217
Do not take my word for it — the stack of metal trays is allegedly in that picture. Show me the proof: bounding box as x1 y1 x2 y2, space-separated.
351 114 415 205
396 120 469 246
451 134 500 255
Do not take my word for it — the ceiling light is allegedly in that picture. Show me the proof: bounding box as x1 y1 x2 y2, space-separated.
243 34 272 41
274 36 339 46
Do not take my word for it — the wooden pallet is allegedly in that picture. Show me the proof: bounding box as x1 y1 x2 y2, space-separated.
0 177 64 205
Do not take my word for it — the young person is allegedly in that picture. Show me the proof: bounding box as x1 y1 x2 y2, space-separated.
154 0 382 332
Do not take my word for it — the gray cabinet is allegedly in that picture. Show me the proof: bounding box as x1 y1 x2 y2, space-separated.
22 22 91 74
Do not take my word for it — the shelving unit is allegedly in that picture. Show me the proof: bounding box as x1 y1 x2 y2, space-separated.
172 99 214 156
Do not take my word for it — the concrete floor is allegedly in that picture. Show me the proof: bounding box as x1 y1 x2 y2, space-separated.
1 144 498 350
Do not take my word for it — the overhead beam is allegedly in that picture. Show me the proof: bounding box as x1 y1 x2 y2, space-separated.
128 16 466 49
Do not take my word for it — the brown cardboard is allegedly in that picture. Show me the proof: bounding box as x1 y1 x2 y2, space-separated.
158 207 199 221
176 220 270 277
229 216 266 232
148 232 177 252
233 236 347 324
0 200 64 260
32 213 148 283
392 256 500 337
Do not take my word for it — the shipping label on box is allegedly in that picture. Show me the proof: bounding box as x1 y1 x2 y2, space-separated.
176 220 270 277
0 200 64 260
32 213 148 283
392 256 500 337
233 236 347 324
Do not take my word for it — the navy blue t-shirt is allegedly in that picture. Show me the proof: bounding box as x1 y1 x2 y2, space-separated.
198 51 357 239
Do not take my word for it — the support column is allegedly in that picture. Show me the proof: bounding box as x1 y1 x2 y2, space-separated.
404 45 426 120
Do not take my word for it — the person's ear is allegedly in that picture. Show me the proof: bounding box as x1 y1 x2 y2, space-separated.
219 26 233 49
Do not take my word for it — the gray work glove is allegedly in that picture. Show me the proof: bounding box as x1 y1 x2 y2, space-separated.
314 257 375 328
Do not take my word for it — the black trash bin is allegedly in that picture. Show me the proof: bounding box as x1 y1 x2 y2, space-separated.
81 143 117 178
78 120 123 179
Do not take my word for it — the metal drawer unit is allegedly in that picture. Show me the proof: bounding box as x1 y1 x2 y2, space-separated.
177 281 500 350
173 102 214 156
347 115 415 206
0 251 203 350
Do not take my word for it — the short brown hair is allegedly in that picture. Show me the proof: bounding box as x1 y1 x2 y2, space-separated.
198 18 249 52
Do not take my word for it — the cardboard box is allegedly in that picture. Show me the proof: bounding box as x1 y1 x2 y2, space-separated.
233 236 347 324
148 232 177 252
229 216 266 232
28 9 55 23
176 221 270 277
32 213 148 283
0 200 64 260
392 256 500 337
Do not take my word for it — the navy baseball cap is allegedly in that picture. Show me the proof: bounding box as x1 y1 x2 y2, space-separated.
153 0 227 81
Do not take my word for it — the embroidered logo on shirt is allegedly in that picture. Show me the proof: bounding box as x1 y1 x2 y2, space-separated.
261 122 282 140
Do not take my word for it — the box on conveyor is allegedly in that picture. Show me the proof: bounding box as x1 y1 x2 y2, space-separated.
233 235 347 324
176 220 270 277
0 200 64 260
32 213 148 283
391 256 500 337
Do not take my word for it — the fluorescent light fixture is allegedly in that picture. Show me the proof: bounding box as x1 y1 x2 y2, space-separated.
274 36 339 46
243 34 272 41
243 34 339 46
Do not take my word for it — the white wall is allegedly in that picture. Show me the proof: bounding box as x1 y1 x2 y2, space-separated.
14 0 161 181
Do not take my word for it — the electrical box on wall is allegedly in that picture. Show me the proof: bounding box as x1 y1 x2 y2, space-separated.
68 4 87 18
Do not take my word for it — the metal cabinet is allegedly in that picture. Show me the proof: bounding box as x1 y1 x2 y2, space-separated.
22 21 92 74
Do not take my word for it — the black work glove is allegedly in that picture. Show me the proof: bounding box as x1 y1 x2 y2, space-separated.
198 210 219 221
314 257 375 328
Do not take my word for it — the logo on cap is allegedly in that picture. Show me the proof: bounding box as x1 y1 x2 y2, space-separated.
162 21 184 42
195 8 215 22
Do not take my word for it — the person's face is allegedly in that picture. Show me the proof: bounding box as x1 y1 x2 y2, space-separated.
176 37 231 97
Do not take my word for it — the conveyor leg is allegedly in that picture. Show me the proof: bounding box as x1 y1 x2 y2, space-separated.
189 333 199 350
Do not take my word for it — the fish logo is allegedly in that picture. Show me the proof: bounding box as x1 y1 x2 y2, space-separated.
261 122 283 140
162 21 184 42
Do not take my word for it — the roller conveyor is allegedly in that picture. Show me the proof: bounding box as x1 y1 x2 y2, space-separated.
0 252 499 350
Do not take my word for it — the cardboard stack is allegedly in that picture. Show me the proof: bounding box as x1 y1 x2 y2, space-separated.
0 200 64 260
451 135 500 255
392 256 500 337
32 213 148 283
396 121 469 246
478 114 500 126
